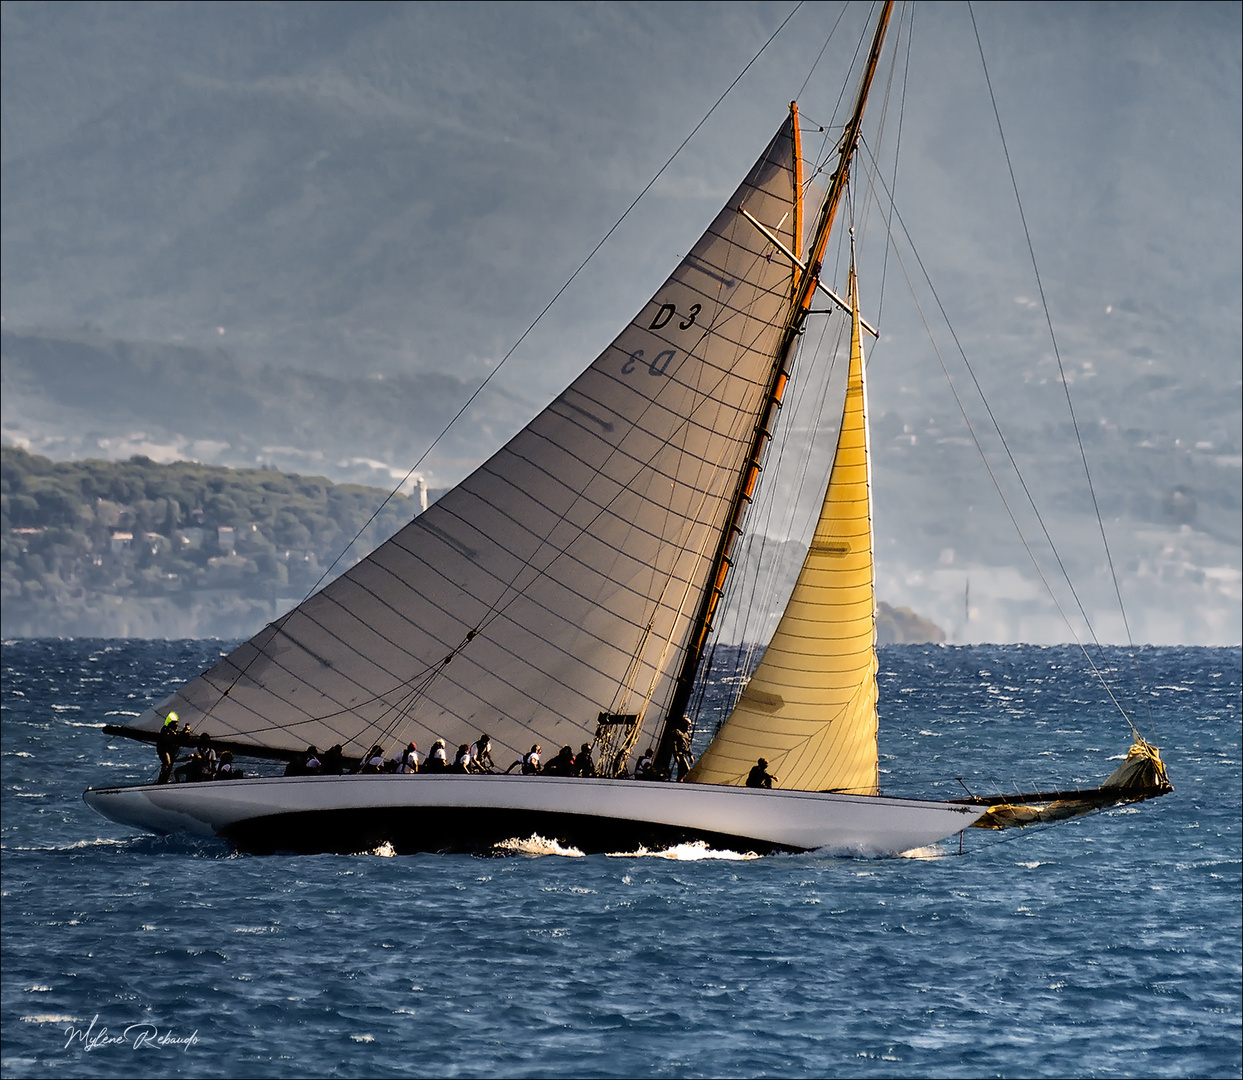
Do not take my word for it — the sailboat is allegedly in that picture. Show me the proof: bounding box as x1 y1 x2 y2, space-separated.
84 3 1170 856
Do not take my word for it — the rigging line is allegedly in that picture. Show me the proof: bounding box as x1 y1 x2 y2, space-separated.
726 312 833 653
855 143 1132 683
801 119 837 204
227 627 473 743
966 3 1148 712
797 0 880 175
717 309 847 699
611 620 655 717
739 312 846 659
874 0 913 326
795 0 853 102
185 2 808 730
708 291 861 755
918 821 1066 860
481 199 799 605
874 198 1139 733
614 456 734 738
851 8 902 257
688 640 717 734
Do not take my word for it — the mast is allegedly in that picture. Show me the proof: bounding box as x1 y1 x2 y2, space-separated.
653 0 894 775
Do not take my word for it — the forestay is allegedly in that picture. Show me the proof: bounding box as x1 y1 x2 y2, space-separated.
128 116 805 769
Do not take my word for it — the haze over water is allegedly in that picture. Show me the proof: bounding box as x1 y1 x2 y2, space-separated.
2 639 1239 1079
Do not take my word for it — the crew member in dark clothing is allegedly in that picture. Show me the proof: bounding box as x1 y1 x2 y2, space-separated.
572 743 596 778
321 745 346 775
175 734 217 783
285 746 322 776
156 712 180 784
745 758 778 789
664 716 694 781
634 748 656 780
543 745 576 776
215 750 242 779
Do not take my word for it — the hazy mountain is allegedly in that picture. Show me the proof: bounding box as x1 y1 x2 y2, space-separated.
2 2 1239 644
5 319 1237 643
0 326 540 487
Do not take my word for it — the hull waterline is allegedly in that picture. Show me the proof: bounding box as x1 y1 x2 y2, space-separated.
83 774 985 856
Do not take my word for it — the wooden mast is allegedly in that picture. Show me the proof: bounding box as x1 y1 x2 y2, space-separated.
654 0 895 775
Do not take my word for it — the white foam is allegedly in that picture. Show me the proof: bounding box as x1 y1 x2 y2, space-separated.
610 840 760 861
495 834 585 857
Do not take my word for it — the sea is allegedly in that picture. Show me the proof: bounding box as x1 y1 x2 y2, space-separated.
2 639 1239 1079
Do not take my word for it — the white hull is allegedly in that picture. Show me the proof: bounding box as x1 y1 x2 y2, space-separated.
83 774 984 855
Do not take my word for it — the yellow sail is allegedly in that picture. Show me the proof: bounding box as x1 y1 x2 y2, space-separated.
688 258 878 793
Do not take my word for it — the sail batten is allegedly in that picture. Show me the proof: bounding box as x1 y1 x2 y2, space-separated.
124 117 805 767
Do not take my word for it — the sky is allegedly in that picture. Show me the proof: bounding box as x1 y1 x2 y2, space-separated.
2 0 1240 644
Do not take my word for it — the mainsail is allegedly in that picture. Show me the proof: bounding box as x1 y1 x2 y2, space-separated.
128 116 806 770
690 259 879 792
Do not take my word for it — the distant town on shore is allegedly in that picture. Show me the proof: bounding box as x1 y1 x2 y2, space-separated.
1 446 944 643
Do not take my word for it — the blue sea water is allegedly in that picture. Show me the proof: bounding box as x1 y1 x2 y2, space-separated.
1 640 1239 1079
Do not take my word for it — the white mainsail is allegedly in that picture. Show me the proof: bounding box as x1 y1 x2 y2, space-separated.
132 116 806 769
690 259 879 793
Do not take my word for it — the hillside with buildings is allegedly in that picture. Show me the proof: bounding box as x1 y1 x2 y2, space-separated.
1 447 945 644
0 447 421 637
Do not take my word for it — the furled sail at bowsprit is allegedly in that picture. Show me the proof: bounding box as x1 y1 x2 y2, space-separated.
689 260 879 793
121 116 806 769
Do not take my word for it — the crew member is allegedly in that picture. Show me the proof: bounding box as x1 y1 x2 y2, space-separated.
399 742 419 773
634 748 656 780
572 743 596 778
156 712 180 784
359 745 387 773
425 739 449 772
745 758 777 789
215 750 242 779
542 745 575 776
468 733 496 773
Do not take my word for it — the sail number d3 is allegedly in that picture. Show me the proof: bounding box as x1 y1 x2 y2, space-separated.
649 302 701 332
621 302 702 377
